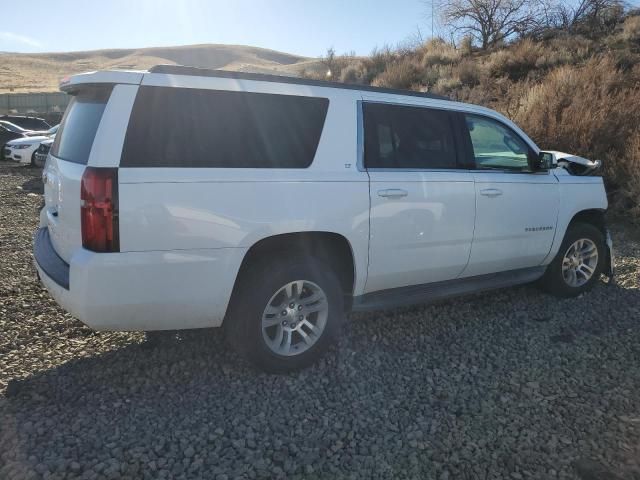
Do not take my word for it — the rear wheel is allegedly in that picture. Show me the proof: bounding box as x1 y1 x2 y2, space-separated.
539 222 605 297
225 256 344 372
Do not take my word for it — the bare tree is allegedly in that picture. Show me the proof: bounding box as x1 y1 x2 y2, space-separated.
440 0 539 49
551 0 626 34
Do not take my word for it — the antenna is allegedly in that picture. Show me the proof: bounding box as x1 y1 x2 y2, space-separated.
432 1 434 38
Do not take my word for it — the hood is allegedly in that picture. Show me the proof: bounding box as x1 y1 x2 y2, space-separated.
6 136 49 146
545 150 602 176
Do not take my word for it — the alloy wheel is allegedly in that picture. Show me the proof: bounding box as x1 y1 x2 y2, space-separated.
562 238 599 287
261 280 328 356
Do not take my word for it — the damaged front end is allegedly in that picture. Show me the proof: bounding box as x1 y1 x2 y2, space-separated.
543 150 603 176
542 150 614 283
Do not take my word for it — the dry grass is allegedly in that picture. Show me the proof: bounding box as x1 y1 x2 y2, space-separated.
509 58 640 212
324 22 640 216
487 39 544 80
622 15 640 43
420 39 461 67
371 58 421 89
6 20 640 216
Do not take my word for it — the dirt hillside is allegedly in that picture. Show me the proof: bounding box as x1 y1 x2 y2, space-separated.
0 44 323 93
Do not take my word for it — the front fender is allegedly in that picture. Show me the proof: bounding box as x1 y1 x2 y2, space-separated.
542 175 608 265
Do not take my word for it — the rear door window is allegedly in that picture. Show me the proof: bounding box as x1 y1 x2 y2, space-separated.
51 87 112 164
120 86 329 168
363 102 458 169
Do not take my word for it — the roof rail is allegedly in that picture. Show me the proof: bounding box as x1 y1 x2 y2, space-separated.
148 64 449 101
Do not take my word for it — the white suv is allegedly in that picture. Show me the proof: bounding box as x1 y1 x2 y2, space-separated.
34 66 613 372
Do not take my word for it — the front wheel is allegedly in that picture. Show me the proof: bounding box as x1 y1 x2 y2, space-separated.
539 222 605 297
225 256 344 372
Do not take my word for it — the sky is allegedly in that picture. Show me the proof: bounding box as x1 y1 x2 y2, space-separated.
0 0 430 57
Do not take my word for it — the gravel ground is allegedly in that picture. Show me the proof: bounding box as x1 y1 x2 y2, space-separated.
1 162 640 480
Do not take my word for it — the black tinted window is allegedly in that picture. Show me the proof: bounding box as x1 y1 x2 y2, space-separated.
121 87 329 168
51 87 111 164
364 103 457 169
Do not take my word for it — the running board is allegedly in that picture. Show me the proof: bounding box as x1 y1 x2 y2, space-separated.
351 266 546 312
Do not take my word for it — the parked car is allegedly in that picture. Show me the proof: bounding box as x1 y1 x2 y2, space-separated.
4 135 50 165
4 124 58 165
0 114 50 131
0 120 30 134
0 124 27 159
0 119 52 137
34 66 614 372
34 137 53 167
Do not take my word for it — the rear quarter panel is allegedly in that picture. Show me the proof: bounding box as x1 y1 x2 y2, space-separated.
117 85 370 295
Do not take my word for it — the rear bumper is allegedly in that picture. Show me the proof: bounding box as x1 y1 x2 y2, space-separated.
34 228 69 289
34 227 246 331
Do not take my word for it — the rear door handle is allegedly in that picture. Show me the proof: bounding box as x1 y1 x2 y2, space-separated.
480 188 503 197
377 189 408 198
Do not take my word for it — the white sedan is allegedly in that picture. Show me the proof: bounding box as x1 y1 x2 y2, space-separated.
4 136 50 165
4 125 58 165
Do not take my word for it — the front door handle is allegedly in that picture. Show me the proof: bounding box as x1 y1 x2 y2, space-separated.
480 188 503 197
377 188 408 198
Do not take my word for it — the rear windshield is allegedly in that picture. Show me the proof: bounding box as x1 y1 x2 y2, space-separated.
120 86 329 168
51 87 111 164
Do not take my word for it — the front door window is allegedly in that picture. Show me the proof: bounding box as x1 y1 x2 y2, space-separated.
465 114 532 172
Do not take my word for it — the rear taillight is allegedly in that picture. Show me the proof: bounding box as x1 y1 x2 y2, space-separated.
80 167 119 252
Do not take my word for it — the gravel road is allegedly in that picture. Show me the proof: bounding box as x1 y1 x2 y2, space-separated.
1 162 640 480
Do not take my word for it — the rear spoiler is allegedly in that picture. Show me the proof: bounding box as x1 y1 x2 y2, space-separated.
59 71 144 93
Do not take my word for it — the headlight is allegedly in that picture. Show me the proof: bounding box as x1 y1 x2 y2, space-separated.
10 144 30 149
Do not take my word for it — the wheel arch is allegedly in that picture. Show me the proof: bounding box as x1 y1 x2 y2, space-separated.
568 208 607 235
228 231 358 317
543 206 609 265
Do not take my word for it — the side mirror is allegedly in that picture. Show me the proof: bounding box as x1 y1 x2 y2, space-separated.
534 151 555 171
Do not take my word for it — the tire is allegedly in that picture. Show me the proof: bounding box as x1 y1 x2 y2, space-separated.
539 222 605 297
225 255 344 373
30 151 36 167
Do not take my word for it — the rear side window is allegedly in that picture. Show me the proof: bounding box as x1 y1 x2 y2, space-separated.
51 87 111 165
121 87 329 168
364 103 457 169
